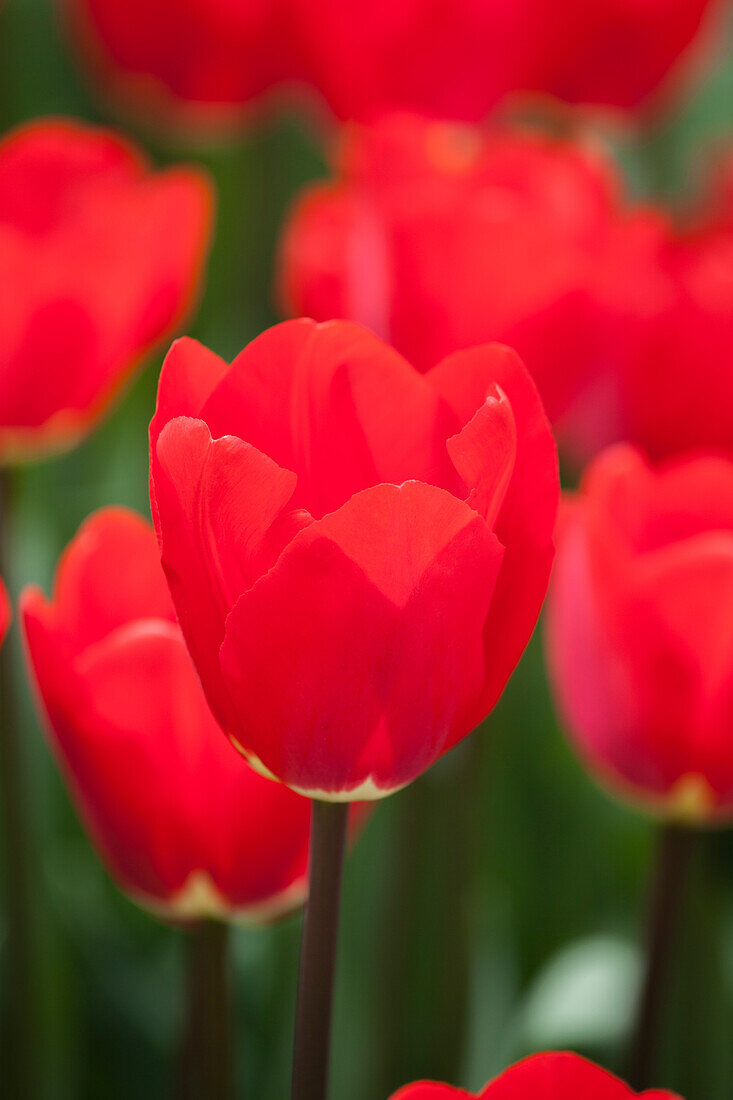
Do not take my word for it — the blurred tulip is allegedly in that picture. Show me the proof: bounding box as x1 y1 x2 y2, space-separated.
523 0 721 114
278 114 669 449
66 0 721 128
22 507 313 919
545 444 733 821
293 0 720 123
603 153 733 459
390 1051 681 1098
0 118 213 461
67 0 297 130
149 318 558 800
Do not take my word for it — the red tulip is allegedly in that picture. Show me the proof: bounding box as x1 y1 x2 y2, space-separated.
66 0 721 126
22 507 313 919
149 318 558 799
0 576 9 645
522 0 721 113
67 0 296 129
389 1051 680 1098
292 0 720 123
545 445 733 821
0 118 212 461
278 114 667 442
602 154 733 459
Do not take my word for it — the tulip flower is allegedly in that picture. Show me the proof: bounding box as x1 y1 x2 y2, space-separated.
545 443 733 1087
390 1051 681 1098
278 114 669 450
22 507 313 920
606 154 733 459
293 0 720 123
66 0 720 127
545 444 733 820
149 317 558 800
67 0 295 129
149 316 557 1099
0 118 212 461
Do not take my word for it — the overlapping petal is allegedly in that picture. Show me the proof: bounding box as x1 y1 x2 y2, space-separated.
152 417 304 726
199 318 458 515
430 344 559 729
220 481 504 797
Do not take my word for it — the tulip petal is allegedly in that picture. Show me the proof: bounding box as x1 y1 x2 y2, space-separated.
150 336 227 442
482 1051 674 1099
73 621 310 911
199 317 458 517
389 1052 679 1098
220 481 504 798
49 506 175 656
429 343 558 728
149 336 229 532
446 384 517 527
152 416 305 725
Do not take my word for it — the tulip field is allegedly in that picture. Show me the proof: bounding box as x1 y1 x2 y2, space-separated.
2 2 733 1099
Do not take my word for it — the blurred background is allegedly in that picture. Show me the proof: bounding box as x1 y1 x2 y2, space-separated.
2 1 733 1097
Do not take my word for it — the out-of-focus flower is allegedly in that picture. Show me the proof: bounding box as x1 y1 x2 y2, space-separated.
149 318 558 800
292 0 721 123
0 577 10 646
0 118 213 462
521 0 721 114
545 445 733 822
22 507 313 920
389 1051 680 1097
66 0 722 127
604 153 733 459
278 114 669 445
67 0 296 130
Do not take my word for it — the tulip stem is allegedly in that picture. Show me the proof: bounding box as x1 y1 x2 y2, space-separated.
291 799 349 1100
626 822 696 1090
0 469 35 1096
176 920 235 1100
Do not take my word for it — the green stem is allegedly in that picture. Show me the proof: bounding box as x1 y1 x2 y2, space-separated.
291 800 349 1100
626 822 696 1090
176 920 235 1100
0 468 35 1096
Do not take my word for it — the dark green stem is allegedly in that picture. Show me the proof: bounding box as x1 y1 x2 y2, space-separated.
291 800 349 1100
0 468 35 1096
176 920 235 1100
626 822 697 1090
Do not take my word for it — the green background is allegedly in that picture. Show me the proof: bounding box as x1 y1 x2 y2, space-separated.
2 1 733 1096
